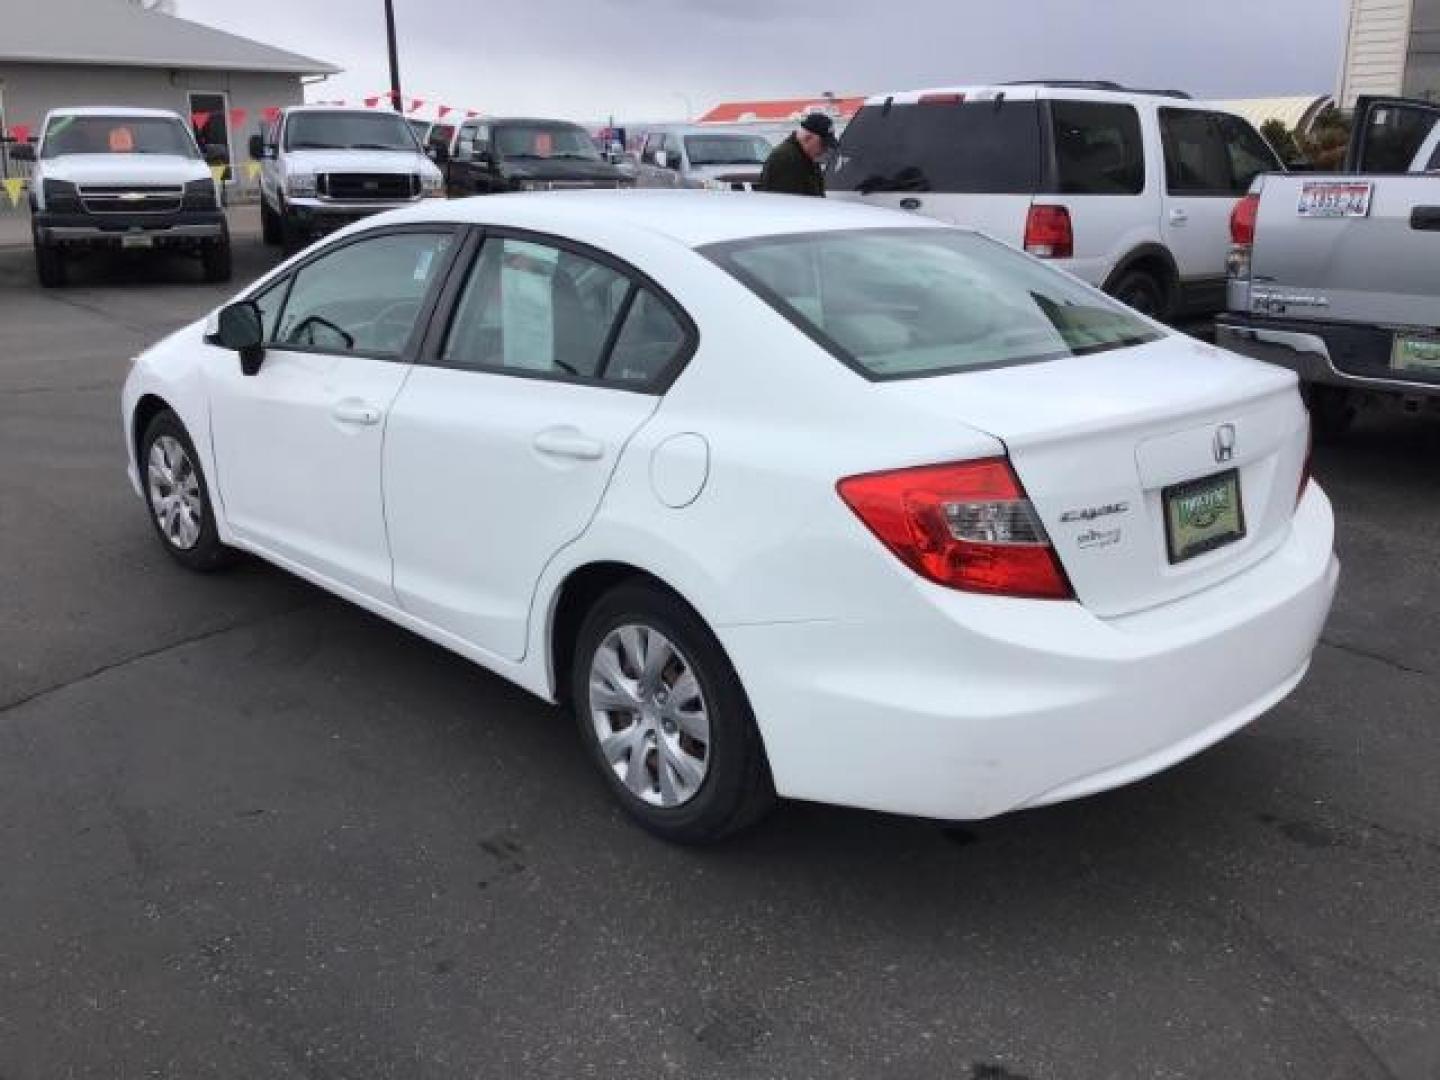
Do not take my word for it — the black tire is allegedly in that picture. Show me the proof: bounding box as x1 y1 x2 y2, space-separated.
279 210 307 256
1110 269 1167 320
260 198 282 246
571 582 775 844
34 237 66 288
138 409 238 572
201 231 233 283
1304 384 1355 442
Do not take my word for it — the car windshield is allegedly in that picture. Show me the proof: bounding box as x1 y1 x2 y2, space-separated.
285 112 419 152
494 124 599 161
684 133 772 166
41 115 198 158
705 227 1163 380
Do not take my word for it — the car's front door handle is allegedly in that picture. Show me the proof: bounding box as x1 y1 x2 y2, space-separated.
332 400 382 426
533 428 605 461
1169 208 1189 226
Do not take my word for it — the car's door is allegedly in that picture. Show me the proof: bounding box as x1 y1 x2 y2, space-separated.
207 226 459 601
1158 107 1279 312
384 229 696 660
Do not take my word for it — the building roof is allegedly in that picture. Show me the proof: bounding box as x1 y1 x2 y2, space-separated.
1213 95 1334 135
697 96 867 125
0 0 340 75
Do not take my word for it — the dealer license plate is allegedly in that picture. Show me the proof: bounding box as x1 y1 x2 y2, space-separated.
121 233 154 249
1392 333 1440 375
1163 470 1246 564
1297 181 1373 218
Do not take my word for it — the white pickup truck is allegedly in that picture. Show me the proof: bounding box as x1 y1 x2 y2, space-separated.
1217 96 1440 437
21 106 229 288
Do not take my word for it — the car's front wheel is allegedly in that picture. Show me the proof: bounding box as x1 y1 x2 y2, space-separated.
572 583 775 844
140 410 237 572
201 232 232 283
33 235 66 288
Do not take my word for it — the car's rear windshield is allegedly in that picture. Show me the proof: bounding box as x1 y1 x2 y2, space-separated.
703 227 1162 380
684 133 772 166
285 112 419 152
42 115 197 159
828 100 1043 194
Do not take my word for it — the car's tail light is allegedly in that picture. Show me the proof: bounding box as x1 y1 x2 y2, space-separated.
1023 204 1073 259
1227 193 1260 281
837 458 1074 599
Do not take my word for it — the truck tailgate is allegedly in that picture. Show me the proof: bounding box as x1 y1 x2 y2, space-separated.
1247 174 1440 328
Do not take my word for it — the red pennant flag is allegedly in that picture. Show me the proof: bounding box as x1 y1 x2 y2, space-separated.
261 106 281 124
465 110 480 119
228 107 248 129
437 105 453 119
408 98 424 113
364 95 381 108
191 111 211 132
9 123 30 144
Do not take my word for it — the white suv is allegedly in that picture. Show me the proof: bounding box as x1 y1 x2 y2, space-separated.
251 105 445 251
828 81 1283 319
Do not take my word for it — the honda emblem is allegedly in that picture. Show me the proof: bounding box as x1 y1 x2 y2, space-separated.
1213 423 1236 464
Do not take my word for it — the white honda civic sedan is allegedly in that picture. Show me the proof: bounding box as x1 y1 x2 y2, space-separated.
122 191 1338 843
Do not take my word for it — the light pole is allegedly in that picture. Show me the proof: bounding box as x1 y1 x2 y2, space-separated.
384 0 403 112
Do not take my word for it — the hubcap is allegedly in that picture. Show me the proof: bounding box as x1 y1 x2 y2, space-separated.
588 624 710 808
147 435 203 551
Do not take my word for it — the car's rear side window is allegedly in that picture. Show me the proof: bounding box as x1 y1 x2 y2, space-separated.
829 100 1043 194
704 228 1161 381
1051 101 1145 195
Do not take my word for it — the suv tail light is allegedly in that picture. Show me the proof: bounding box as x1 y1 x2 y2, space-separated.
837 458 1074 600
1023 204 1073 259
1227 193 1261 281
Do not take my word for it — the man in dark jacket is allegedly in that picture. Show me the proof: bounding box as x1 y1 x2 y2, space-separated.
758 112 837 196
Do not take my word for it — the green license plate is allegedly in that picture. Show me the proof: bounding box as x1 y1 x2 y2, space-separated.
1391 333 1440 375
1163 469 1246 564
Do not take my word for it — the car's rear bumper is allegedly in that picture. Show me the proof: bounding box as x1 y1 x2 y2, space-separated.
34 209 226 245
719 483 1337 820
1216 313 1440 399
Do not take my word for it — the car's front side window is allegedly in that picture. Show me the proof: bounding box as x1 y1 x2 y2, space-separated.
273 231 453 356
250 276 292 342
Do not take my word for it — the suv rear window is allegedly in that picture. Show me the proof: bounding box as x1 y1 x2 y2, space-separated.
704 227 1161 381
829 100 1042 194
1051 101 1144 195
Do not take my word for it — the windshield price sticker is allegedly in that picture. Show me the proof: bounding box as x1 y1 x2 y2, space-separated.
1297 181 1374 218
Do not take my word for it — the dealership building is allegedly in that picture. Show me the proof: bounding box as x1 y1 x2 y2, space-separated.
1339 0 1439 104
0 0 337 176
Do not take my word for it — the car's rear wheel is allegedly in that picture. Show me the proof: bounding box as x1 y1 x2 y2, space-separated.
1304 384 1355 442
571 583 775 844
34 236 66 288
140 410 237 572
1110 268 1167 319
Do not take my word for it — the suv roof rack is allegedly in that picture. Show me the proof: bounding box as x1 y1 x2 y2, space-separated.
1001 80 1192 100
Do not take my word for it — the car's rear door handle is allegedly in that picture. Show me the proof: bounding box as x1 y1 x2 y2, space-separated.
332 400 382 426
1410 206 1440 231
534 428 605 461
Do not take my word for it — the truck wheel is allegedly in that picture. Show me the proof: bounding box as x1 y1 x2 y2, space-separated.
1305 385 1355 442
1110 269 1167 320
280 212 307 256
34 237 67 288
202 233 233 283
260 199 282 246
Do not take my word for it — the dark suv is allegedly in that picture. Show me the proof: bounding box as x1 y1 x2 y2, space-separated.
441 118 632 196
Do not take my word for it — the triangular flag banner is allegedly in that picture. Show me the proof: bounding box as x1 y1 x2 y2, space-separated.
244 160 262 182
229 107 248 129
262 106 281 124
9 123 30 144
364 95 381 108
2 177 24 208
191 111 211 132
210 164 228 186
437 106 452 119
466 110 479 119
408 98 424 113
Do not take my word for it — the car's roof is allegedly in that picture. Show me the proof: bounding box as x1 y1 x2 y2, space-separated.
488 117 589 128
46 106 185 120
643 123 777 136
863 85 1215 107
386 189 946 249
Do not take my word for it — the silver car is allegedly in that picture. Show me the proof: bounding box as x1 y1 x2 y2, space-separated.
633 124 779 190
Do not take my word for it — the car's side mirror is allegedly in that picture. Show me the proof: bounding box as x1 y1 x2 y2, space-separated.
472 143 493 166
9 142 35 162
654 150 669 169
216 301 265 376
248 134 264 160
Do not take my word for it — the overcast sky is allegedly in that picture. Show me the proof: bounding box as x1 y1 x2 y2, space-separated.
179 0 1350 121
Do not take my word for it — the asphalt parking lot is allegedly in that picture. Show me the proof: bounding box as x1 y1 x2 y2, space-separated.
1 207 1438 1080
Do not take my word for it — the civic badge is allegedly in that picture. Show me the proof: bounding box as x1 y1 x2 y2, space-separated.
1213 423 1236 464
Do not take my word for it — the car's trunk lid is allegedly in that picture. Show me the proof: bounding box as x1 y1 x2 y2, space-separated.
878 336 1309 617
